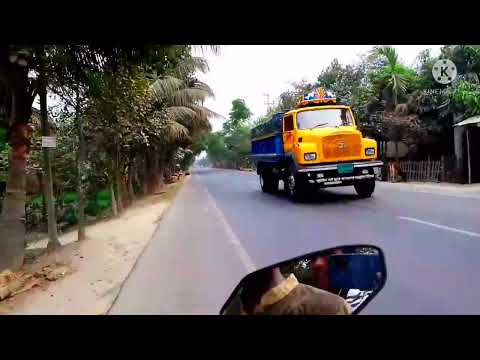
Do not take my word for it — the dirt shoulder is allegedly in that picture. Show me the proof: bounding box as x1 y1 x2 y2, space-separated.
0 176 188 315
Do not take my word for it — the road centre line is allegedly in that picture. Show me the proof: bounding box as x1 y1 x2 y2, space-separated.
202 184 256 273
398 216 480 238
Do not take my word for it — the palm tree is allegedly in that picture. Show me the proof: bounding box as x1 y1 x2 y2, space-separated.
369 46 416 109
142 55 222 190
150 55 222 139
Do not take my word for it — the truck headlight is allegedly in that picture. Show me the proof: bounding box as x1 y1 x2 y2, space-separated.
304 152 317 161
365 148 375 156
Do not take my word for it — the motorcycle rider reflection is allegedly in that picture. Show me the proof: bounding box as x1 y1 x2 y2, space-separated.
239 266 352 315
310 249 384 311
311 248 345 295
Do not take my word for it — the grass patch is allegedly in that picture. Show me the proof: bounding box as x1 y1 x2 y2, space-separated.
28 188 113 222
30 195 44 207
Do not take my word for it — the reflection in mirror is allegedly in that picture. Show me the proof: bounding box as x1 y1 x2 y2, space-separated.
221 245 386 315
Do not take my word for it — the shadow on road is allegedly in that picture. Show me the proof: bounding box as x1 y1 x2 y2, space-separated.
266 183 362 205
308 189 361 204
191 167 219 175
193 167 366 206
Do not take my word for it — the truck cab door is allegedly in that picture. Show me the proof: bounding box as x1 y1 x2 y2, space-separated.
283 114 295 154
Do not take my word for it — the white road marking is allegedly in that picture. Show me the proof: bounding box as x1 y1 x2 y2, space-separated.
202 185 256 273
398 216 480 238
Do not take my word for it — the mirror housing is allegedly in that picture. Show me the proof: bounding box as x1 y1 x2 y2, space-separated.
221 245 387 315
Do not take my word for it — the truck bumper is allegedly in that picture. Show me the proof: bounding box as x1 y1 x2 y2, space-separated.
296 160 384 188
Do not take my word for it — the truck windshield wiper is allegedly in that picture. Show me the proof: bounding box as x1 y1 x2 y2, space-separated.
311 122 329 129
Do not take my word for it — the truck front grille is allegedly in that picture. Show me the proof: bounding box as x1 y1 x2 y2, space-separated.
322 134 362 160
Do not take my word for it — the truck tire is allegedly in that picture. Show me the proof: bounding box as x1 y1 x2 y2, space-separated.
260 173 278 193
354 179 375 198
286 164 306 202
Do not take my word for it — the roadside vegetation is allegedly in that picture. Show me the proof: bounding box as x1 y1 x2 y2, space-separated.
200 99 252 169
0 45 219 270
203 45 480 173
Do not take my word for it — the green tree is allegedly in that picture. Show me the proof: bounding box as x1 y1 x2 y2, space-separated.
316 58 374 127
369 46 418 110
452 80 480 116
204 132 228 167
317 59 365 103
223 99 252 135
205 99 252 169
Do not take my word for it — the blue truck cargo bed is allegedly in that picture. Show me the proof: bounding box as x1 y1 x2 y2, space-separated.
250 112 284 139
250 112 285 162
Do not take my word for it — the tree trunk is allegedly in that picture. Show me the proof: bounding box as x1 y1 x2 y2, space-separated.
42 146 60 249
133 158 143 197
147 151 156 194
153 152 164 193
127 164 136 202
37 171 47 224
38 53 60 249
76 109 87 241
141 155 149 196
0 124 31 270
0 63 34 270
396 142 402 182
110 180 118 217
145 149 163 194
114 148 124 213
115 172 124 212
121 164 130 207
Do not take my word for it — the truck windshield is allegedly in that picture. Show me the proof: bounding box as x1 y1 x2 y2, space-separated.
296 108 354 129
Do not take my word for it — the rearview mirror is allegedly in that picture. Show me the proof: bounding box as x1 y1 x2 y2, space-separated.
221 245 386 315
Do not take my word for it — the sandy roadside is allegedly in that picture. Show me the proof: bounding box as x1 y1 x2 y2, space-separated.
0 176 188 315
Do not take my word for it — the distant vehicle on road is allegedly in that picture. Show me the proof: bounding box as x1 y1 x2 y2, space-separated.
250 87 383 201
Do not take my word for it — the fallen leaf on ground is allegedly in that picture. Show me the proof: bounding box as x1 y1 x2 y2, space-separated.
0 270 15 287
7 274 32 293
40 264 70 281
0 286 10 300
0 270 40 300
11 277 42 296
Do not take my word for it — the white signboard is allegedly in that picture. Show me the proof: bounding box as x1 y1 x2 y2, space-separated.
41 136 57 148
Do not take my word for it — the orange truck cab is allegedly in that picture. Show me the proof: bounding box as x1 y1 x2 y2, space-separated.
250 88 383 201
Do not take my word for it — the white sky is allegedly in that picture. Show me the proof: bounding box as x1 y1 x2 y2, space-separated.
195 45 443 131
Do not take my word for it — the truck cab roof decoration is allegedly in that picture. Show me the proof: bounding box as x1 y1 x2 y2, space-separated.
296 87 336 108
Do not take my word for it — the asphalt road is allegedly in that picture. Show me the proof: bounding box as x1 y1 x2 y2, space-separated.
110 168 480 315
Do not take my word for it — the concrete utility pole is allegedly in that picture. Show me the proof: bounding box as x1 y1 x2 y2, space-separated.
263 93 274 113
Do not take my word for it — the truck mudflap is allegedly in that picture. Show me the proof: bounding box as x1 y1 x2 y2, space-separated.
296 161 383 188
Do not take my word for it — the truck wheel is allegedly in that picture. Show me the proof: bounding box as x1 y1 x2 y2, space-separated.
354 179 376 198
260 173 278 193
286 165 306 202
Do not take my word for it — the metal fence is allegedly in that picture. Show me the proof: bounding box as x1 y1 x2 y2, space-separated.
387 159 444 182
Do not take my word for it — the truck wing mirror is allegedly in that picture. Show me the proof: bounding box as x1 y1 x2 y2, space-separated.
221 245 387 315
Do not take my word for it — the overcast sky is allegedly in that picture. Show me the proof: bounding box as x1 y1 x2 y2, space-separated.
194 45 443 131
